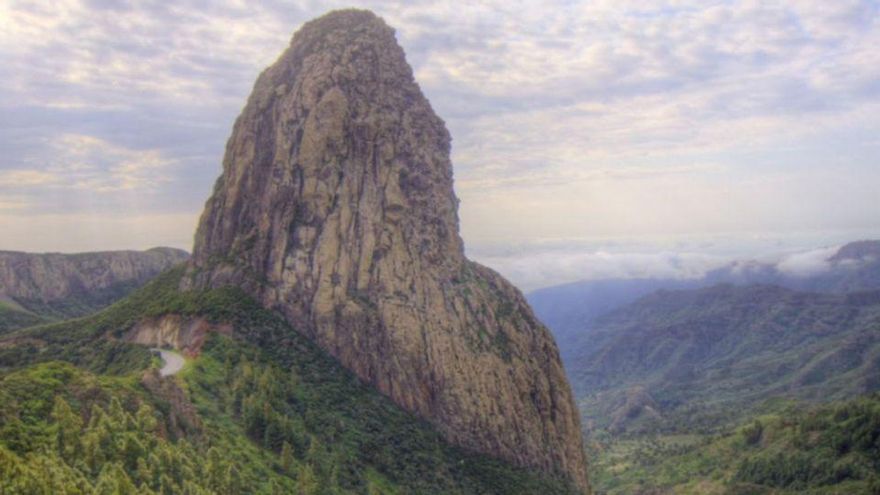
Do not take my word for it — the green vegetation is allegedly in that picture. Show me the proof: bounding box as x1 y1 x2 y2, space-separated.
0 302 49 334
11 279 145 322
570 284 880 434
0 267 579 494
563 283 880 494
588 394 880 494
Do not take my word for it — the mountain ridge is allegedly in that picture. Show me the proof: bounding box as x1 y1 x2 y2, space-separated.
0 247 188 326
568 282 880 433
529 240 880 368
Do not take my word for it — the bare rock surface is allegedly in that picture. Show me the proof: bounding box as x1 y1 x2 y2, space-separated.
184 9 588 489
125 314 232 357
0 247 188 316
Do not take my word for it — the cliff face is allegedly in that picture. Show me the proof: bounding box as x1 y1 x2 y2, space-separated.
185 10 588 489
0 247 188 318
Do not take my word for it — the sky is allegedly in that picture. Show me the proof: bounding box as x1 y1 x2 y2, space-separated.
1 0 879 290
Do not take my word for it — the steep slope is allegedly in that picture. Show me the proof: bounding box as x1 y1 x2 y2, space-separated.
528 278 701 365
0 301 49 333
0 268 581 494
569 284 880 432
0 247 188 324
183 9 588 489
529 240 880 370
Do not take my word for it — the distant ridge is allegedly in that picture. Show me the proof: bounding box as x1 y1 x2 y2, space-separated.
568 282 880 432
0 247 188 324
530 239 880 366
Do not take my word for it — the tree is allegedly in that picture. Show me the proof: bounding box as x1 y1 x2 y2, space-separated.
93 462 138 495
295 464 318 495
281 441 295 474
51 397 83 461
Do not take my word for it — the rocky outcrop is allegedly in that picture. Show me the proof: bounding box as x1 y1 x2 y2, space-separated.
0 247 188 318
124 314 232 357
184 9 588 490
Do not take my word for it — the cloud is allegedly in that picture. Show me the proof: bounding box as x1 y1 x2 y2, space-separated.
0 170 56 187
471 248 727 291
0 197 30 212
0 0 878 261
775 246 841 278
467 232 876 291
1 133 174 193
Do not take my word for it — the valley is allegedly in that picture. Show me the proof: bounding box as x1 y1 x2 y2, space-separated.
2 4 878 495
531 241 880 494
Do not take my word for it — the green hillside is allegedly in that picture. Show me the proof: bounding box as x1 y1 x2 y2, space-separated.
0 267 579 494
588 394 880 495
8 278 146 322
569 284 880 433
0 302 49 334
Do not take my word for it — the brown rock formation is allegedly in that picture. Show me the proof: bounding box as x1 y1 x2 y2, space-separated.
184 9 588 489
124 314 232 357
0 247 188 316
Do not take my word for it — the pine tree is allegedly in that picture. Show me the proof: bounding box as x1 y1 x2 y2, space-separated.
281 441 294 474
93 462 137 495
50 396 83 461
295 463 318 495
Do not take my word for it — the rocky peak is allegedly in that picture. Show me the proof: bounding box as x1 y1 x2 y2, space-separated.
186 9 588 490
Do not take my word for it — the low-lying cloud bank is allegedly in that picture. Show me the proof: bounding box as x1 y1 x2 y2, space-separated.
775 246 842 278
472 248 726 292
468 235 871 292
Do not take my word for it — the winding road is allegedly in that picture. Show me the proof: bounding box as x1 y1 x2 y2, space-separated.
152 348 185 376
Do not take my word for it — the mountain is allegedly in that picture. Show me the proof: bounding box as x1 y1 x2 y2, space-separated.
528 278 701 363
0 247 188 329
0 268 582 494
528 240 880 368
568 284 880 433
181 9 587 489
704 240 880 293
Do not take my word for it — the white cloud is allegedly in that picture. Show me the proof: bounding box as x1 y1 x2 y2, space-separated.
0 0 878 258
776 246 840 278
472 247 727 291
2 133 175 193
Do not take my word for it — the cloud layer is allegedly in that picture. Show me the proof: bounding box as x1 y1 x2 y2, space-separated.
1 1 878 286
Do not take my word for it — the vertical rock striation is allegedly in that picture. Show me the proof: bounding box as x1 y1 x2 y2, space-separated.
185 9 588 490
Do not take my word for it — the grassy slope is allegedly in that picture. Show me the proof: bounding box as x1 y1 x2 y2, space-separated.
0 302 49 334
588 395 880 495
0 266 580 494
